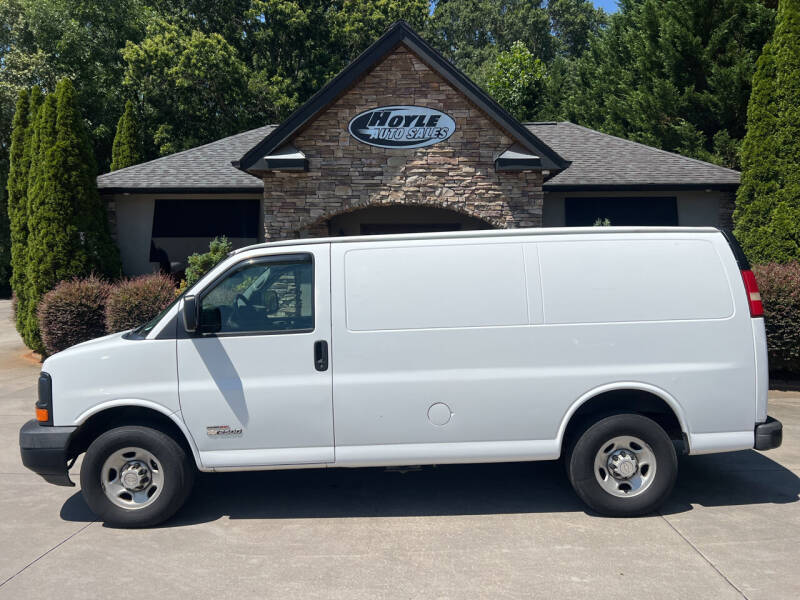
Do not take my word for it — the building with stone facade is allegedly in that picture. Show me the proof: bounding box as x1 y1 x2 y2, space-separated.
98 22 740 276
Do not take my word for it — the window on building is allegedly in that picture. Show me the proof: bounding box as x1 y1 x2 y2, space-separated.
151 199 259 238
564 197 678 227
150 198 260 274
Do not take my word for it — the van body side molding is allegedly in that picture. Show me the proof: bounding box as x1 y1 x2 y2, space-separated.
686 431 754 455
334 440 560 468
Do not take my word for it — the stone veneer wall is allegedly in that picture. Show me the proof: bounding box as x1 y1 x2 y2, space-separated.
261 45 544 241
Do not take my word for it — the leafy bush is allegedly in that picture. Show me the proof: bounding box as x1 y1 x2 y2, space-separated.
106 273 176 333
37 276 111 356
754 262 800 374
177 236 232 294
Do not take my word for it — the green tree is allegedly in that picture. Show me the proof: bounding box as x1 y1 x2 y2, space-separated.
551 0 775 167
7 88 43 335
482 41 546 121
21 92 57 350
178 236 233 293
54 79 121 278
241 0 429 126
24 80 121 352
734 0 800 262
426 0 554 79
3 90 31 300
122 19 253 156
547 0 607 57
0 0 150 173
6 89 31 308
0 159 7 296
110 101 142 171
332 0 428 59
148 0 253 50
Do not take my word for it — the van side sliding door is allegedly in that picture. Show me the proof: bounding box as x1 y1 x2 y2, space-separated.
329 239 551 466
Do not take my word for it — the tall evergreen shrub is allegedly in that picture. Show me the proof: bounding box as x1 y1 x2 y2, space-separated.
55 79 121 278
7 90 31 319
22 93 59 351
110 101 142 171
23 79 121 352
735 0 800 263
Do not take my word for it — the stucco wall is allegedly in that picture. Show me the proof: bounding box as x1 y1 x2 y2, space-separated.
542 189 730 228
259 45 544 241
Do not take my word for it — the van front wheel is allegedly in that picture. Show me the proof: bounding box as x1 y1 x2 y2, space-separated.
80 426 194 528
567 414 677 517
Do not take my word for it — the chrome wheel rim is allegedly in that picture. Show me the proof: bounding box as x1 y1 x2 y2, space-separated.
101 447 164 510
593 435 656 498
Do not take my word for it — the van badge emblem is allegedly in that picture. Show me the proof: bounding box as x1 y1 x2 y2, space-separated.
206 425 243 437
348 106 456 149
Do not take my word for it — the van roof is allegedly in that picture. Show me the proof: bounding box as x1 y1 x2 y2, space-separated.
230 226 723 255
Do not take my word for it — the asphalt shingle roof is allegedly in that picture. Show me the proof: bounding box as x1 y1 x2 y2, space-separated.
96 125 275 192
97 121 740 192
525 121 740 189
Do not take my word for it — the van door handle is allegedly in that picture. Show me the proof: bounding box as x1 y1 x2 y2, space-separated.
314 340 328 372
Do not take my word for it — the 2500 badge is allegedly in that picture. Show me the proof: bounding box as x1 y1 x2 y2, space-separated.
348 106 456 149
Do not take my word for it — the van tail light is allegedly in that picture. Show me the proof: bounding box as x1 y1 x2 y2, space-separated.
740 270 763 317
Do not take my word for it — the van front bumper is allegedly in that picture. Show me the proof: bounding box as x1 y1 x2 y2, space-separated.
754 416 782 451
19 419 77 486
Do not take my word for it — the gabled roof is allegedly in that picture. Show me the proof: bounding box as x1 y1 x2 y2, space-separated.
96 121 741 194
97 125 274 193
234 21 568 173
527 122 740 191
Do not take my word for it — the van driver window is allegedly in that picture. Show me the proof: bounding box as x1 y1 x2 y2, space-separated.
199 256 314 334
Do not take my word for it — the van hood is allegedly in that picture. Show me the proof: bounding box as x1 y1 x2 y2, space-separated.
42 330 130 372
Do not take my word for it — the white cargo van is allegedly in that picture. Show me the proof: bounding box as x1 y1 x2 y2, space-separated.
20 227 782 526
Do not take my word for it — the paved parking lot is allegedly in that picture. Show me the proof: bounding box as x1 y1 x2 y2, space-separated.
0 299 798 599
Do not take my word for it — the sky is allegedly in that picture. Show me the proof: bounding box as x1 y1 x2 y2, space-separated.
593 0 619 12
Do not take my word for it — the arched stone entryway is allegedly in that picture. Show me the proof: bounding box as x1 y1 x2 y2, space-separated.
295 203 497 238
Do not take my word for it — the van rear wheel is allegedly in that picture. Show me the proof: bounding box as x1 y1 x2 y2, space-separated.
566 413 677 517
80 426 194 528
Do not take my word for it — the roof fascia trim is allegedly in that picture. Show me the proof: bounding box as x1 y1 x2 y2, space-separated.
98 186 264 195
543 183 739 192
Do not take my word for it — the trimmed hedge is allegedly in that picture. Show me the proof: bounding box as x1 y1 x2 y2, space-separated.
754 262 800 374
105 273 176 333
37 276 111 356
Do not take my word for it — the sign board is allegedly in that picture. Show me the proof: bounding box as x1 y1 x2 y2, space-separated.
348 106 456 149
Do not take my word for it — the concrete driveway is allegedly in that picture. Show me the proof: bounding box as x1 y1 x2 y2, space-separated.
0 300 798 599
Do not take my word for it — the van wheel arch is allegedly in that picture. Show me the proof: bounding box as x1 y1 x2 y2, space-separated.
560 388 687 458
69 406 198 469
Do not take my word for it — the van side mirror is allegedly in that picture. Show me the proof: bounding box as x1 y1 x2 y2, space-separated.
264 290 279 314
183 296 198 332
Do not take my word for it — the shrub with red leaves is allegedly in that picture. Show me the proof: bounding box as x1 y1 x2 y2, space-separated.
37 276 111 356
105 273 176 333
753 262 800 374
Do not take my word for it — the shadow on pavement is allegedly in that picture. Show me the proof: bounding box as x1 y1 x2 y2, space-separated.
59 450 798 527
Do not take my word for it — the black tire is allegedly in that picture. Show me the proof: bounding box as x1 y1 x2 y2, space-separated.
566 413 677 517
80 425 195 528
